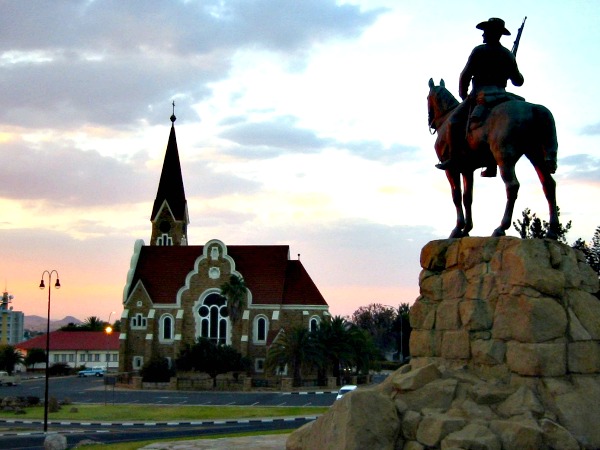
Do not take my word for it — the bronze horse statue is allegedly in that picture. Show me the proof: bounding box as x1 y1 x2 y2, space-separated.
427 78 560 239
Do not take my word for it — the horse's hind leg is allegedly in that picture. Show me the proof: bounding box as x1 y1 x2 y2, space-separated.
533 165 559 239
493 164 520 237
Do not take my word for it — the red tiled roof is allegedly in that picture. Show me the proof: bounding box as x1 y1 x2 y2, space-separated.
17 331 119 351
127 245 327 307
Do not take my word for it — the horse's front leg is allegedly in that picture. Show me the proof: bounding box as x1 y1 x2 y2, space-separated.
446 170 465 238
462 171 474 236
493 164 520 237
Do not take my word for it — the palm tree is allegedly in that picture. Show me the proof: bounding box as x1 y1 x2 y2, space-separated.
220 275 248 323
0 345 24 375
266 327 320 387
316 316 362 385
82 316 105 331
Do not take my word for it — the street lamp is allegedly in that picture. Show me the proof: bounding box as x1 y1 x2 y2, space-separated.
106 311 115 372
39 270 60 433
105 325 113 373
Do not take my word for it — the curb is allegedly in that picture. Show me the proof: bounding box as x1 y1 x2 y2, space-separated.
0 416 319 436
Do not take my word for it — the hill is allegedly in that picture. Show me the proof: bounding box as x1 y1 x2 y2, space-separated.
24 315 83 332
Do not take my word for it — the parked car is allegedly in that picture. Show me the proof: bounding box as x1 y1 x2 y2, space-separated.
78 367 105 377
0 371 19 386
335 384 357 400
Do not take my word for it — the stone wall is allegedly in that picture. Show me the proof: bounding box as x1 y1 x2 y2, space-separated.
287 237 600 450
410 237 600 379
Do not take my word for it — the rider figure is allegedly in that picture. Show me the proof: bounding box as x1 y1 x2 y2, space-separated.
436 18 524 177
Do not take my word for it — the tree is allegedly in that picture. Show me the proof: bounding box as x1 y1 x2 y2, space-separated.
176 338 249 388
350 303 397 354
24 348 46 370
316 316 365 385
572 226 600 279
513 207 571 243
220 275 248 323
0 345 24 374
266 327 321 387
392 303 412 362
82 316 105 331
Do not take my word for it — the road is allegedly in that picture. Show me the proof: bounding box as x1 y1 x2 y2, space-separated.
0 376 338 449
1 376 337 406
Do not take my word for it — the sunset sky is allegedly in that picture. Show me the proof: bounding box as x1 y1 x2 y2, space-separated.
1 1 599 322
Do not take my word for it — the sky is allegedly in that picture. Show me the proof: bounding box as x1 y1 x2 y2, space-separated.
1 0 599 322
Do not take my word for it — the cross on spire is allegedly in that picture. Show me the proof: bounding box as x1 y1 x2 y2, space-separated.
170 101 176 123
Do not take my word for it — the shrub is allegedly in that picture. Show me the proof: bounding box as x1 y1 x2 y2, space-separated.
48 396 60 413
140 356 174 382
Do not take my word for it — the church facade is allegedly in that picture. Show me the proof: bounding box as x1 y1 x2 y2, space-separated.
118 114 330 375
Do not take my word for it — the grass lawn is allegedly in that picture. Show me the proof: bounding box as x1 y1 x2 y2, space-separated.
0 404 327 421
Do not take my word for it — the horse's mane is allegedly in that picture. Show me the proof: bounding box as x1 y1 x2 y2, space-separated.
436 86 459 114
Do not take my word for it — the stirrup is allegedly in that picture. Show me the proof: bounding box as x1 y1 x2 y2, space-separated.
436 160 454 170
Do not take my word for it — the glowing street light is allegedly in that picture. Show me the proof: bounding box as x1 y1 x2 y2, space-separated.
39 270 60 433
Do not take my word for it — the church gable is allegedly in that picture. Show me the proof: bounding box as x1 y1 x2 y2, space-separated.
119 114 330 374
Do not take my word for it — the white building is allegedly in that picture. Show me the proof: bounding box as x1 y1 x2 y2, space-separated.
0 291 24 345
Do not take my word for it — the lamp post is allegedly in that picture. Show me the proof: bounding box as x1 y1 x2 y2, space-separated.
39 270 60 433
105 325 113 372
105 311 115 372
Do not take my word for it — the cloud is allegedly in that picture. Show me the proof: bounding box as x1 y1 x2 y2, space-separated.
0 140 153 207
219 115 332 153
342 141 420 163
581 122 600 135
0 139 261 208
559 154 600 184
0 1 383 129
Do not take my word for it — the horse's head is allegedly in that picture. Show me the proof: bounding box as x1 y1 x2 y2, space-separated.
428 78 459 130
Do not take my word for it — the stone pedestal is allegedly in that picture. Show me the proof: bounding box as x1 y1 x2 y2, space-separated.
288 237 600 450
410 237 600 380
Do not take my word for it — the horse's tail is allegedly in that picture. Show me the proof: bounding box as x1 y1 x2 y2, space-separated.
533 104 558 173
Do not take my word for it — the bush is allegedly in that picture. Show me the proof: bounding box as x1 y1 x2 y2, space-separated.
48 396 60 413
48 363 71 376
140 356 174 382
26 396 40 407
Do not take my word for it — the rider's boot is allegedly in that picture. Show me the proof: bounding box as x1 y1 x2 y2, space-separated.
481 166 497 177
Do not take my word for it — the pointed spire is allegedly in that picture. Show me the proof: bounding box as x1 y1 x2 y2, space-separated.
150 107 187 222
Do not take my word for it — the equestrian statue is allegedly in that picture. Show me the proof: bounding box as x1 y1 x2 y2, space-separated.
428 17 560 239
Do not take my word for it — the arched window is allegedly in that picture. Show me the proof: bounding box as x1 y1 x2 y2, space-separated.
253 315 269 344
131 313 147 329
309 316 320 333
160 314 174 342
197 293 228 344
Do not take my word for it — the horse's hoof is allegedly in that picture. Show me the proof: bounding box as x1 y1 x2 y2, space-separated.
449 229 464 239
492 228 506 237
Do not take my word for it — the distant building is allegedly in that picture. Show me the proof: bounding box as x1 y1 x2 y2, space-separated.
0 291 24 345
119 113 330 374
17 331 119 370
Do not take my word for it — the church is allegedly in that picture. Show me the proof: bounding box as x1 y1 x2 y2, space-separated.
118 112 330 375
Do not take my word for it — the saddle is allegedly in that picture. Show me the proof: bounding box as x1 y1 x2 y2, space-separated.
468 87 525 131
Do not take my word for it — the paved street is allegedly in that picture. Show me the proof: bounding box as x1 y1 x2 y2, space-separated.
0 375 338 407
0 375 337 449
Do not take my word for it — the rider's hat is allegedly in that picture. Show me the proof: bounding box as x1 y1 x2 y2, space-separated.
476 18 511 36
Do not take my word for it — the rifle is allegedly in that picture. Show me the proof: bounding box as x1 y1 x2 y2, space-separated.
511 16 527 56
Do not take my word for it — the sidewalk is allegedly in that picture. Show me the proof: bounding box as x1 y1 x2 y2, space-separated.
141 434 289 449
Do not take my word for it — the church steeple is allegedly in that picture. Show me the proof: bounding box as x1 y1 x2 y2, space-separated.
150 104 189 246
